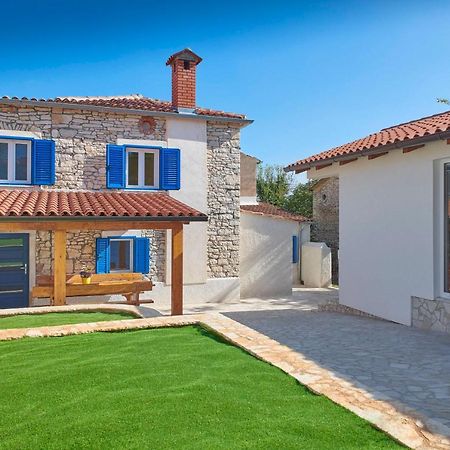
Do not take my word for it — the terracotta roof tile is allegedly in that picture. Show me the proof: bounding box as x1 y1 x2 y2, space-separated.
0 190 207 221
286 110 450 172
0 94 246 120
241 203 309 222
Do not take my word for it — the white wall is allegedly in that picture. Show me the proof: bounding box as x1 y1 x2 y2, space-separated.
166 118 208 285
308 140 450 325
301 242 331 288
240 212 299 298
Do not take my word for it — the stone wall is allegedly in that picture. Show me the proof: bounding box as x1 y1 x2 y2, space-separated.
206 122 241 278
319 298 385 320
312 177 339 284
412 296 450 334
0 105 242 285
35 230 165 282
0 105 167 282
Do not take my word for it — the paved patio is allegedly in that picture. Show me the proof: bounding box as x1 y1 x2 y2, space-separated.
225 309 450 438
139 286 338 316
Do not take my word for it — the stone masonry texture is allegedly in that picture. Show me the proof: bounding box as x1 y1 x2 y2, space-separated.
412 296 450 334
0 105 240 283
312 177 339 284
206 122 241 278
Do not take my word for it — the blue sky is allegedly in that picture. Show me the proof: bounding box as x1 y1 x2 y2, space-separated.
1 0 449 166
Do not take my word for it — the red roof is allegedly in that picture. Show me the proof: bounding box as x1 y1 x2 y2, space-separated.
286 110 450 172
0 94 246 120
241 203 309 222
0 190 207 221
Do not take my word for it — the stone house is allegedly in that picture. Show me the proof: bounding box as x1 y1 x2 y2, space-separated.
286 110 450 334
0 48 253 309
311 177 339 284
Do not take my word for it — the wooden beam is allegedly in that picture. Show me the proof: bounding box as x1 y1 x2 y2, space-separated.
315 162 333 170
339 158 358 166
403 144 424 154
0 220 188 232
368 152 389 160
171 223 183 316
53 230 67 306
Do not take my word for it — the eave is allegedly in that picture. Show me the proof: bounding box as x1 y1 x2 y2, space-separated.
0 98 254 127
285 130 450 174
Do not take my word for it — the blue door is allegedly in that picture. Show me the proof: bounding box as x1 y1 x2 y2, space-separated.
0 234 29 309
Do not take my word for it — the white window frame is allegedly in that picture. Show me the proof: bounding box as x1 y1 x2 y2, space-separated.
437 157 450 300
0 138 32 184
125 147 159 189
109 238 134 273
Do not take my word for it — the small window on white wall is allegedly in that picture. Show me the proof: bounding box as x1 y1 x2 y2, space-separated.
126 148 159 189
0 139 31 184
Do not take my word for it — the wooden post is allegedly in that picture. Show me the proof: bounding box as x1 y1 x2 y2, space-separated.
53 230 67 306
171 223 183 315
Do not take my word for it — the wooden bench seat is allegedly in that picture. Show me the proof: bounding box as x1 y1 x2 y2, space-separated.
32 273 153 306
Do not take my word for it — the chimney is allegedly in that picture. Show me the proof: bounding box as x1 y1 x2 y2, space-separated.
166 48 202 112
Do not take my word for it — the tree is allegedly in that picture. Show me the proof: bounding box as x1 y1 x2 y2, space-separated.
256 164 292 207
284 181 313 218
256 164 313 218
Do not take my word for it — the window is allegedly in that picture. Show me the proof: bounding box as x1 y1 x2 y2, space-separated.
109 238 133 272
445 164 450 292
0 139 31 184
292 235 299 264
126 148 159 188
96 236 150 274
106 144 180 190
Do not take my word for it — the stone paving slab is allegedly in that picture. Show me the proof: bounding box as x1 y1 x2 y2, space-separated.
0 312 448 449
226 309 450 449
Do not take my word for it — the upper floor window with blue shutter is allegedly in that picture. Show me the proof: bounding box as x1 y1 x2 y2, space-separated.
106 144 180 190
126 147 159 189
0 138 31 184
0 136 55 186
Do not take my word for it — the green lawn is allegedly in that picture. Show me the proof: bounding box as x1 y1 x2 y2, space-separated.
0 311 136 329
0 326 403 449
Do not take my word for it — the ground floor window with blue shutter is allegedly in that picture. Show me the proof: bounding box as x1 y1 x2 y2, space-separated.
106 144 180 190
0 136 55 185
96 236 150 274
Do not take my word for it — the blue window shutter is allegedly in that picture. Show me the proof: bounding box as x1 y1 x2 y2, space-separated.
160 148 180 190
106 144 125 188
31 139 55 185
292 236 299 264
96 238 110 274
133 237 150 274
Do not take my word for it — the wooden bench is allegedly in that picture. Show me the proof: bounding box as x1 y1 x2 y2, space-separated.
32 273 153 306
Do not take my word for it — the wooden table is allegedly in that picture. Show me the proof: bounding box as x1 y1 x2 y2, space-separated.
31 273 153 306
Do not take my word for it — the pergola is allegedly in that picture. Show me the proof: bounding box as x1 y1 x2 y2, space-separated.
0 190 208 315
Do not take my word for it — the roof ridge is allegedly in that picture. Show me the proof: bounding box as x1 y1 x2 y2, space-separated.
380 109 450 131
55 94 145 101
285 109 450 172
0 95 247 120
